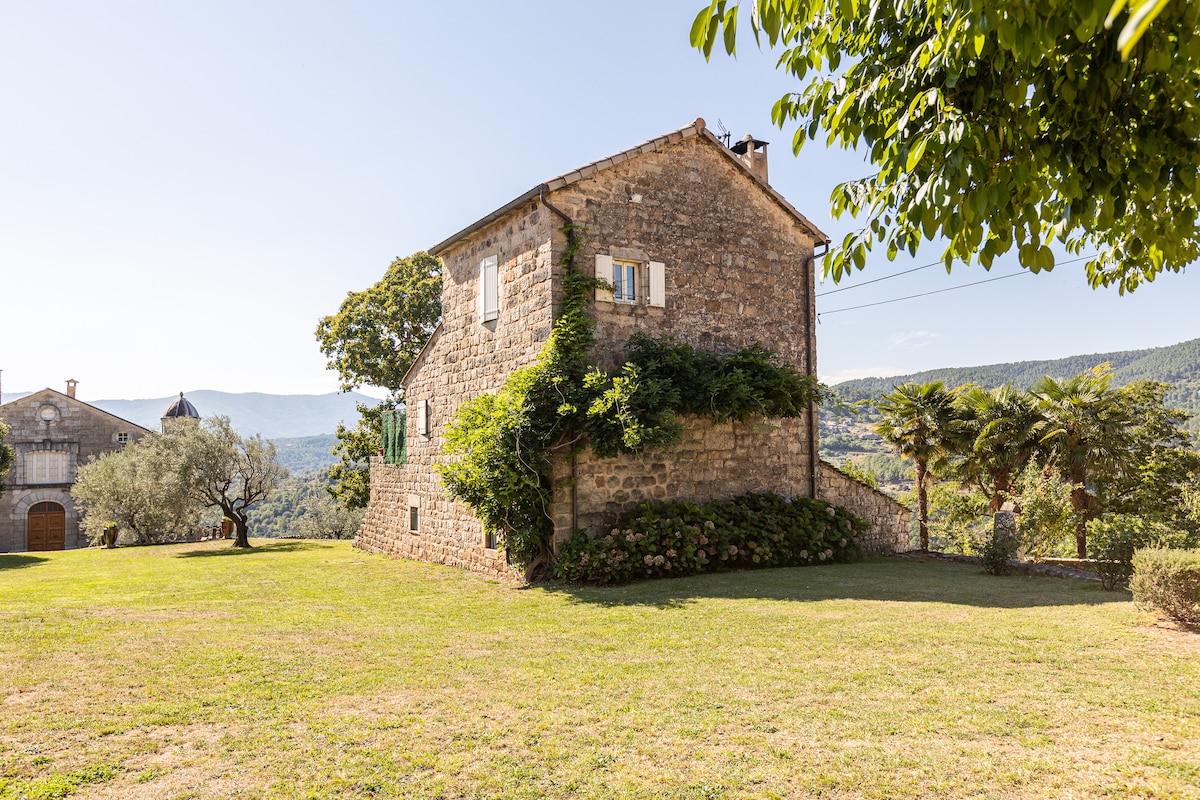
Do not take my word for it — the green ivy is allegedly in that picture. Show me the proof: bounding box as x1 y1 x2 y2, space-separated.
437 225 825 572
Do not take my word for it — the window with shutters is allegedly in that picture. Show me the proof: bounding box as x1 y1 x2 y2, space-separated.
595 254 665 308
478 254 499 322
26 451 70 484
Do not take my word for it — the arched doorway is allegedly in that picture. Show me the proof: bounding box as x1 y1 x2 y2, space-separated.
27 502 66 551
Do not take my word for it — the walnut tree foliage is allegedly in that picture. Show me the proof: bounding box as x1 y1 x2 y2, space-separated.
315 252 442 508
691 0 1200 292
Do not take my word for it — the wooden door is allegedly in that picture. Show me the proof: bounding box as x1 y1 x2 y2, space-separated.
27 502 66 551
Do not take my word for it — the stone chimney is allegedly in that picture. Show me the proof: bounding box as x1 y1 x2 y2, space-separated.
730 134 769 184
66 379 77 399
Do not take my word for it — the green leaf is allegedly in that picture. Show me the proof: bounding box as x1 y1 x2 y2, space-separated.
906 137 928 172
723 4 739 55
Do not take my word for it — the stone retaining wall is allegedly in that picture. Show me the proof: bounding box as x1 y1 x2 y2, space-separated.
817 460 911 554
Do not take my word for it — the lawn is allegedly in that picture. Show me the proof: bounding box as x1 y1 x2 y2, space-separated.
1 540 1197 799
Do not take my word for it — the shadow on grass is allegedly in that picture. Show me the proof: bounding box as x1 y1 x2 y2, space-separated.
174 540 324 558
0 554 50 571
540 557 1131 610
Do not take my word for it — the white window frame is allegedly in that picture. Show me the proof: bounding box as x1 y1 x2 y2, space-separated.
594 254 665 308
478 254 499 322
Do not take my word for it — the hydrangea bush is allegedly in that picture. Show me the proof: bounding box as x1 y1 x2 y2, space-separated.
555 492 866 584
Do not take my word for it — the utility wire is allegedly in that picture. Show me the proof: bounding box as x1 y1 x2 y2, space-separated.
815 253 1097 299
818 271 1031 317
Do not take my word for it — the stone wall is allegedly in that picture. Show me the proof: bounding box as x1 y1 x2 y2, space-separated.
355 126 831 579
551 416 813 544
353 200 553 580
0 390 149 552
817 460 911 554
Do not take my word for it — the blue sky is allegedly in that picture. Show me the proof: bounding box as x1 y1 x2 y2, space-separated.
1 1 1195 400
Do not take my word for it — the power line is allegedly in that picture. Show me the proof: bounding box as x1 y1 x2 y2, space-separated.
815 253 1097 298
818 271 1031 317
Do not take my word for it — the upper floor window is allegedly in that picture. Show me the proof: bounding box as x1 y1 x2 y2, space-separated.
116 432 130 445
613 260 638 303
595 254 666 308
417 399 431 438
478 255 499 322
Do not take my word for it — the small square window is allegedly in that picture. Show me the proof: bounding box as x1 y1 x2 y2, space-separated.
409 506 419 532
116 432 130 445
613 260 638 303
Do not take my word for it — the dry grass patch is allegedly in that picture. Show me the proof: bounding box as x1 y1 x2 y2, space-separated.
1 540 1198 798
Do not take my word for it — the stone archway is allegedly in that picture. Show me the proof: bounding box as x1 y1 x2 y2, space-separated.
27 502 66 551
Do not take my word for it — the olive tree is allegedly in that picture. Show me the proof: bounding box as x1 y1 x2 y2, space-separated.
173 416 288 548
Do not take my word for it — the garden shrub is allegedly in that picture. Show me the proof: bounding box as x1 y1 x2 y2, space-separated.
1130 548 1200 626
555 492 866 584
1089 515 1183 590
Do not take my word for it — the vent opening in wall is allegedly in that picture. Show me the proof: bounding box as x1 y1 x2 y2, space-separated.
409 506 419 532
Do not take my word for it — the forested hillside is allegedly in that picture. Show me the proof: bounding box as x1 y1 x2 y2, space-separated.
829 337 1200 436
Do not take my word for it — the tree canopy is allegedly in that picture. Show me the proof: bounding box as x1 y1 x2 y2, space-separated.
316 251 442 397
315 252 442 509
691 0 1200 292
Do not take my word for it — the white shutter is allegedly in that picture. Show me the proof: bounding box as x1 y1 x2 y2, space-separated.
595 254 614 303
479 255 498 322
417 399 430 436
648 261 665 307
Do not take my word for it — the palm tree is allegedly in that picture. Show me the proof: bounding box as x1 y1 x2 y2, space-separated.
875 382 956 551
1032 369 1132 558
950 385 1046 513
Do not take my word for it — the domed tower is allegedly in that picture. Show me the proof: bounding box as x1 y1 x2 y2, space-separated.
161 392 200 433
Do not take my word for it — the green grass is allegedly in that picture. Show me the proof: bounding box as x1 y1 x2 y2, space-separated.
1 540 1197 799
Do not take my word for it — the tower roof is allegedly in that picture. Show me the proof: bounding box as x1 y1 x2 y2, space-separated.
162 392 199 420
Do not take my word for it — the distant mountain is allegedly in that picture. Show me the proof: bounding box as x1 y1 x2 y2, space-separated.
1 389 375 439
829 337 1200 435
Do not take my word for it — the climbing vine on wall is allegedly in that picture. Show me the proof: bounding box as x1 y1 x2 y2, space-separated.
436 225 825 572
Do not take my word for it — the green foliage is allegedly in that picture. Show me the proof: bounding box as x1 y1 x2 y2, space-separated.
315 252 442 395
315 252 441 508
692 0 1200 292
0 420 14 495
978 520 1020 576
838 458 879 490
1011 464 1077 558
439 227 824 571
246 471 363 539
0 763 119 800
900 479 988 554
1131 548 1200 626
555 492 865 585
327 400 395 510
72 433 201 545
875 381 956 551
173 416 289 548
1088 514 1170 589
268 435 340 475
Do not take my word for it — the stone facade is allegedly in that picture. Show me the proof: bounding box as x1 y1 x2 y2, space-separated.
816 460 912 555
356 119 908 578
0 388 151 552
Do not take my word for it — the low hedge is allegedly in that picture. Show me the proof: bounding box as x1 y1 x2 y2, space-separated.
555 492 866 585
1130 548 1200 626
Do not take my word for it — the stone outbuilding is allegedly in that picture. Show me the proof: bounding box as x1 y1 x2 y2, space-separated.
356 119 910 577
0 381 152 552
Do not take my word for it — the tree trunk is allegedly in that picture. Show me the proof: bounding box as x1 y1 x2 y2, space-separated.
233 516 251 548
916 459 930 552
1070 464 1089 559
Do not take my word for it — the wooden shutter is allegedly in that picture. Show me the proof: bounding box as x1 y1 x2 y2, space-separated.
648 261 665 307
417 399 430 436
595 254 614 303
479 256 498 322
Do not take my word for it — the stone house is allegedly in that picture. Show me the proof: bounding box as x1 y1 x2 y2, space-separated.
0 381 152 552
356 119 910 577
